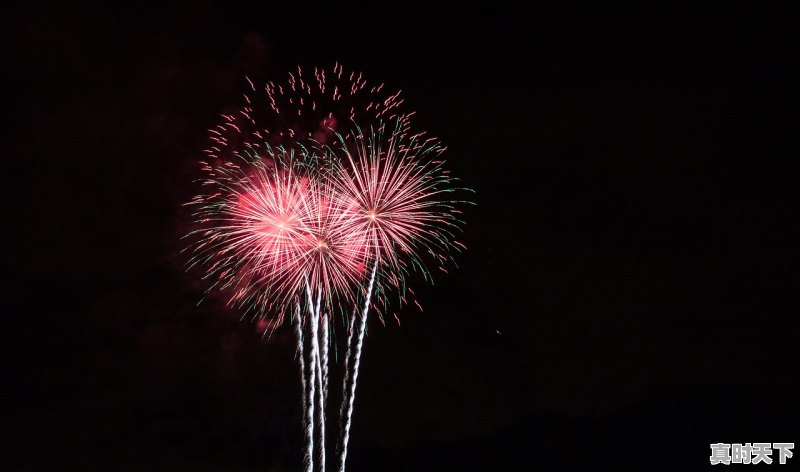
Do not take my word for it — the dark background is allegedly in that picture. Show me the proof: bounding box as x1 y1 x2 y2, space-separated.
3 3 798 470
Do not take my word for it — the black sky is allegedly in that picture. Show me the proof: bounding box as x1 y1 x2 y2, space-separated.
3 3 798 471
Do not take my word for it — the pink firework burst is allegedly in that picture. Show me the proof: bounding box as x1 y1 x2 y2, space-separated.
185 145 370 322
323 120 469 312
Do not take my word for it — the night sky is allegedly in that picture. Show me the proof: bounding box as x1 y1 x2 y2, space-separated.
3 4 798 471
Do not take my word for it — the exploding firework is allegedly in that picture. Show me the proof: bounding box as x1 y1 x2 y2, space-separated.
184 145 368 321
183 64 469 472
326 120 467 306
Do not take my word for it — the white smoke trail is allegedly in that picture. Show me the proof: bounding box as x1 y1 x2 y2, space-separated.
338 261 378 472
312 288 326 472
305 308 317 472
294 302 313 472
303 281 319 472
337 308 356 449
321 309 329 403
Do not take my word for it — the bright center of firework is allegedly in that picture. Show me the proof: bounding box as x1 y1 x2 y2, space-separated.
367 210 377 221
256 214 297 236
272 215 293 229
317 240 328 250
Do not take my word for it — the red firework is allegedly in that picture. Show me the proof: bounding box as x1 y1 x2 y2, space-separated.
186 64 468 326
325 121 467 298
185 146 370 321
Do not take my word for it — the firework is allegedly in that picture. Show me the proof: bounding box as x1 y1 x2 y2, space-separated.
184 65 468 472
327 121 466 292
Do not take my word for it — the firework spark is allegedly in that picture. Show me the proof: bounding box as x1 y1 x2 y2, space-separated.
204 63 413 165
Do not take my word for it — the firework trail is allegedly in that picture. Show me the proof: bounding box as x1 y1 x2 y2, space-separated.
294 302 313 472
337 261 377 472
306 313 317 472
321 310 330 402
185 64 468 472
319 308 330 470
338 307 356 448
308 285 327 472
